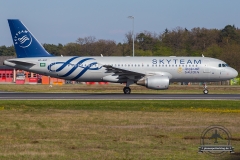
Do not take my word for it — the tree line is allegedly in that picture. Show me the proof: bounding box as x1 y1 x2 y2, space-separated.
1 25 240 74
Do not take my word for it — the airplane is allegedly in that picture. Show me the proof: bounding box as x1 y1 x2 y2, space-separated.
4 19 238 94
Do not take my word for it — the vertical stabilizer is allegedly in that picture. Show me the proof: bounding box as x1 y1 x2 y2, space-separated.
8 19 52 58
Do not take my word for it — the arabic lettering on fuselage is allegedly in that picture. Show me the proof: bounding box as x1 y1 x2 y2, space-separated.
184 67 199 74
152 59 201 65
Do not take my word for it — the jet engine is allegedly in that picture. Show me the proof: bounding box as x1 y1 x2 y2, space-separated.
136 75 169 90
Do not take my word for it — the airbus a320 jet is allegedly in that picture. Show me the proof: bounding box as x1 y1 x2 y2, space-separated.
4 19 238 94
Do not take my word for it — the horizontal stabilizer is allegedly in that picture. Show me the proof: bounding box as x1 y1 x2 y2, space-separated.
4 59 36 67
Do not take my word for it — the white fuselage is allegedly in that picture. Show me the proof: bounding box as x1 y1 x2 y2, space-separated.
4 56 238 83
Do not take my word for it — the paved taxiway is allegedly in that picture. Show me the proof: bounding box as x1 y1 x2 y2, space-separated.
0 93 239 100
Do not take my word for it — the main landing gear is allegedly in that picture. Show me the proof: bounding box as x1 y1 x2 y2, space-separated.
203 83 209 94
123 79 134 94
123 87 131 94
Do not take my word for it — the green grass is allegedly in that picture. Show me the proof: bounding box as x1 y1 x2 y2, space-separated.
0 100 239 160
0 100 240 111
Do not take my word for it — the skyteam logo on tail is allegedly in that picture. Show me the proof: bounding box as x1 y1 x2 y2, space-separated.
14 30 32 48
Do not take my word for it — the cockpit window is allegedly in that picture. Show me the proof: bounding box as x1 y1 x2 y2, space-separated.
218 64 229 67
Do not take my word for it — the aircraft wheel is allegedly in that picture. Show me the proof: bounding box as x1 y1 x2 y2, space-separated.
123 87 131 94
203 89 209 94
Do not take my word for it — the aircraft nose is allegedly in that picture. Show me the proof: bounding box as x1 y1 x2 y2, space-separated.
232 69 238 78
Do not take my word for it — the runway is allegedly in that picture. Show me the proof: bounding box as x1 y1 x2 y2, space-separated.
0 93 239 100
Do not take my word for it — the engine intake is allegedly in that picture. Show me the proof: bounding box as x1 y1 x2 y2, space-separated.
137 75 169 90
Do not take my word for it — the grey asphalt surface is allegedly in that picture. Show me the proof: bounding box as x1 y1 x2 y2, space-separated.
0 93 239 100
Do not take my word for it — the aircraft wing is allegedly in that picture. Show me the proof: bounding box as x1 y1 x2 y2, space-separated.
102 65 145 76
102 64 173 82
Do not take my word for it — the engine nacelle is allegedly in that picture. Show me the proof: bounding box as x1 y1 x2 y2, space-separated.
137 75 169 90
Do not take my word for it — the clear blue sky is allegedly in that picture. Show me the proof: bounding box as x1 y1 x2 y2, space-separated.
1 0 240 46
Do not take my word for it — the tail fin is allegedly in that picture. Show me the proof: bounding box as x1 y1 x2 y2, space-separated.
8 19 52 58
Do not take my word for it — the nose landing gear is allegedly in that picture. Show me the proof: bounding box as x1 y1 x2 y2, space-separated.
203 83 209 94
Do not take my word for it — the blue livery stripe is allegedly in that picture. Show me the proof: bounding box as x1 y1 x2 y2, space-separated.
60 58 94 77
71 62 98 81
56 56 79 72
48 57 102 80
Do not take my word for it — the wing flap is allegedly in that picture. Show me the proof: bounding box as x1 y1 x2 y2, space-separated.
102 65 144 76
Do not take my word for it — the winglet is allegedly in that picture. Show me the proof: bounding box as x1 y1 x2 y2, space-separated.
8 19 53 58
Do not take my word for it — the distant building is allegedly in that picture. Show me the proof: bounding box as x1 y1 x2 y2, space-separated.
0 56 15 83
